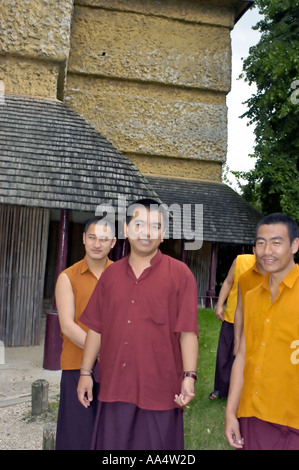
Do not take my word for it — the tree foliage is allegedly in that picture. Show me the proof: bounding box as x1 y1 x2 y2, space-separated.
234 0 299 222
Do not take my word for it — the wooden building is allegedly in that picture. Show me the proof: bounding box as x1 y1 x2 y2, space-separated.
0 0 260 351
0 95 159 346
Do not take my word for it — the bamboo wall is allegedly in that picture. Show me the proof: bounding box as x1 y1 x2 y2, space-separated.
0 204 50 346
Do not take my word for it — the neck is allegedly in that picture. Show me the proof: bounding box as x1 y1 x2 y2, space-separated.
86 255 108 279
269 260 295 297
129 249 158 278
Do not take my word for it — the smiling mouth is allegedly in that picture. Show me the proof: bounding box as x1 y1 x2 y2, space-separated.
139 239 151 245
263 258 277 264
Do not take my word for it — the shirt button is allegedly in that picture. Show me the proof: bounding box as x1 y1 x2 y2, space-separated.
131 299 135 304
127 320 131 324
122 362 126 367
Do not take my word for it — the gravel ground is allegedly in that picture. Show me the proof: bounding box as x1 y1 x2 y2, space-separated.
0 401 57 451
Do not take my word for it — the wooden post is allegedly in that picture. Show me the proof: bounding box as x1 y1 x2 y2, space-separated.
43 424 56 450
43 209 69 370
206 242 217 308
31 379 49 416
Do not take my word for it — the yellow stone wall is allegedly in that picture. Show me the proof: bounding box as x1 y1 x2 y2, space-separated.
1 0 248 181
1 0 74 99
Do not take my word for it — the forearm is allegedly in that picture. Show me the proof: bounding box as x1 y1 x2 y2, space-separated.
60 321 87 349
77 329 101 407
226 353 244 416
215 280 232 320
233 289 243 355
180 331 198 373
81 329 101 370
174 332 198 407
224 347 245 448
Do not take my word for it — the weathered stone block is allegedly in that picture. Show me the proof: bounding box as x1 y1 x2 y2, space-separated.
1 0 74 60
0 57 59 99
68 5 231 91
65 75 227 162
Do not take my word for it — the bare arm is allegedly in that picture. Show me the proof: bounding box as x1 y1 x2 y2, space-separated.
215 259 236 321
233 286 244 355
225 329 246 448
55 272 87 349
77 329 101 408
174 331 198 407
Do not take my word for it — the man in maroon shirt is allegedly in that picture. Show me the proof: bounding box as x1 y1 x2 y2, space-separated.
77 199 199 450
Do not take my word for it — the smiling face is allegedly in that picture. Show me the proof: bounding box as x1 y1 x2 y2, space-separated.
83 222 116 262
126 206 165 258
254 223 298 279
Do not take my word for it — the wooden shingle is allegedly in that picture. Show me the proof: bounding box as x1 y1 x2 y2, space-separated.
0 94 159 212
147 176 262 245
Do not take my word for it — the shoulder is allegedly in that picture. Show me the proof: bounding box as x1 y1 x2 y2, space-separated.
101 257 127 278
236 254 255 268
161 253 195 278
63 259 85 277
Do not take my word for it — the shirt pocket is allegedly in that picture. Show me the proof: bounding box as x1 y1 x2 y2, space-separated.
140 306 168 325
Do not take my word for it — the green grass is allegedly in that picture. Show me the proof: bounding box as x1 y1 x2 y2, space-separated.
184 308 232 450
22 309 230 450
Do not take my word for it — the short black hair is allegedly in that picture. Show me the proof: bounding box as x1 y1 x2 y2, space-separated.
255 213 299 245
84 216 115 234
126 198 168 226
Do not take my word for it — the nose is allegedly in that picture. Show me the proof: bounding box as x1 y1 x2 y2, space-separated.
263 241 274 255
94 237 103 247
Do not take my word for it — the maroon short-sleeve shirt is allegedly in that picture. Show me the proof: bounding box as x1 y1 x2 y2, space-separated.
80 250 198 411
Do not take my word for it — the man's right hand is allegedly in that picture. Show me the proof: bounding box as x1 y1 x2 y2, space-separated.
225 411 244 449
77 375 93 408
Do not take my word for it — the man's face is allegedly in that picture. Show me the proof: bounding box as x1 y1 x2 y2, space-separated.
255 223 298 276
83 222 116 261
126 207 165 257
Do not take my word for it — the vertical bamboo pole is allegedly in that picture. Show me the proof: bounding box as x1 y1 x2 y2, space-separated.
43 209 69 370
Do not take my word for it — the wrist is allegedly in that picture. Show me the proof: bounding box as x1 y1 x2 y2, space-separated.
183 371 198 381
80 365 93 375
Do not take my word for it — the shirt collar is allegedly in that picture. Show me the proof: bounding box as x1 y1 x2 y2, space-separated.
125 249 163 279
80 256 112 275
281 264 299 289
80 257 90 274
262 264 299 291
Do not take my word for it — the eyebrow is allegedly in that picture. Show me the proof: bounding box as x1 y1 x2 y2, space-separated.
133 218 162 226
256 236 284 241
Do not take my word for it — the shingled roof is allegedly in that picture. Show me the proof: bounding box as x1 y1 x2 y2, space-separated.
146 176 262 245
0 94 158 213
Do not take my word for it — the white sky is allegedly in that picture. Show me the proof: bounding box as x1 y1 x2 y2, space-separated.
226 6 262 187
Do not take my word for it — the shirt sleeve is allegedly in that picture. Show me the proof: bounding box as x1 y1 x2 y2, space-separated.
79 279 103 334
174 264 199 336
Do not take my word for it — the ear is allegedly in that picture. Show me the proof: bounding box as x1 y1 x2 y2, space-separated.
291 237 299 255
123 221 128 239
83 232 86 245
160 227 166 243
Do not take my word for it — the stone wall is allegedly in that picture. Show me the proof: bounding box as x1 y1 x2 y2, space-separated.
1 0 248 181
1 0 74 99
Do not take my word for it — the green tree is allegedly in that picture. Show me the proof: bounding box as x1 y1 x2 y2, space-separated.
234 0 299 222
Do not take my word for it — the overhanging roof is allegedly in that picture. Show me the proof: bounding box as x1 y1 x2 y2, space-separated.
234 0 254 24
147 176 261 245
0 94 159 213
